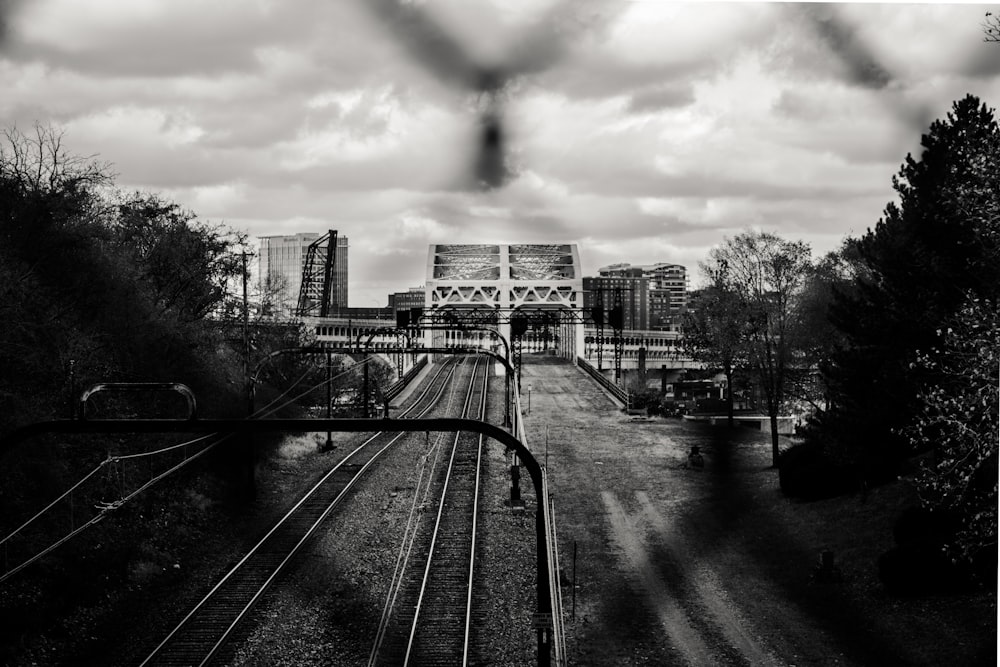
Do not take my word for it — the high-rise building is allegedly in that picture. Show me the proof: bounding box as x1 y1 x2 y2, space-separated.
330 235 349 310
583 276 649 330
597 262 688 330
258 232 349 318
388 286 427 320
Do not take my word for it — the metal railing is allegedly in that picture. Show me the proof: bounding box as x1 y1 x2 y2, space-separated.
384 354 428 401
542 471 566 664
513 380 566 666
575 357 629 405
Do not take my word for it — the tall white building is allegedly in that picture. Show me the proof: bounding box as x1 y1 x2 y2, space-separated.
258 232 349 318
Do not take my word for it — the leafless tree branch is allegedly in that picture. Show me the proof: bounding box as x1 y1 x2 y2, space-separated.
984 11 1000 42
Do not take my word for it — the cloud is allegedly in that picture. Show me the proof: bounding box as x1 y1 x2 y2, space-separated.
794 4 894 90
626 83 695 113
2 0 999 307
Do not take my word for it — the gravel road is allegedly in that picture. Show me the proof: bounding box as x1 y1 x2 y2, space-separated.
517 356 997 667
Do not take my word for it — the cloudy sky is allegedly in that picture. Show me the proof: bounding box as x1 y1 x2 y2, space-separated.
2 1 998 306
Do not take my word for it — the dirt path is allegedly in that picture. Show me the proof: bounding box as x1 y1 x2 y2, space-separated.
600 489 718 665
521 358 862 666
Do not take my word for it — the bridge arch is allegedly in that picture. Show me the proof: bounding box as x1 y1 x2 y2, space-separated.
424 244 585 363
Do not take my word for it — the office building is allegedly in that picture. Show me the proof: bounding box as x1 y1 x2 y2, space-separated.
583 275 649 330
389 287 427 320
258 232 349 318
597 262 687 330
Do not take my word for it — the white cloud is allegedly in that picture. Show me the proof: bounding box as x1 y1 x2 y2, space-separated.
2 0 997 304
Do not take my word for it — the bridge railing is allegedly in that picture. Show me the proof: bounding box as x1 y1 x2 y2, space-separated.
542 470 567 664
384 354 427 402
513 378 566 666
575 357 629 406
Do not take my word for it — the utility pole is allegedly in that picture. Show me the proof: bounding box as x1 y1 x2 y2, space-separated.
242 252 251 412
324 349 334 452
68 359 76 419
241 251 255 500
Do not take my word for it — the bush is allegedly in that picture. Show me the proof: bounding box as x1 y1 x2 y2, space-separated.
877 544 969 596
879 505 996 594
892 506 957 547
778 442 856 500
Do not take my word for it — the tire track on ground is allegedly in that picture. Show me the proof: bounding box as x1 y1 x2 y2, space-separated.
635 490 781 667
600 490 716 666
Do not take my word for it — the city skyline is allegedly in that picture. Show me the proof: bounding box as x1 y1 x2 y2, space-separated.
2 1 998 307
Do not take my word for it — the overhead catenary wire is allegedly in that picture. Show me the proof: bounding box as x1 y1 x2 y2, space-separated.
368 355 485 666
0 355 380 584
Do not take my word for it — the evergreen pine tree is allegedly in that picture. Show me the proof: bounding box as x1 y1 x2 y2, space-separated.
819 94 1000 469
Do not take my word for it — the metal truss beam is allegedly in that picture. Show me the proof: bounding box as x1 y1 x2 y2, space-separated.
420 305 600 326
295 230 338 317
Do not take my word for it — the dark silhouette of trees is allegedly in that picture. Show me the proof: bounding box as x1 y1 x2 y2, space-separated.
903 297 998 569
0 124 251 433
683 284 751 427
817 95 1000 477
110 192 246 324
785 242 861 417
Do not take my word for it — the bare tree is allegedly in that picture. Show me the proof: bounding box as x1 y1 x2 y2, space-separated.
985 11 1000 42
1 122 111 194
704 231 812 466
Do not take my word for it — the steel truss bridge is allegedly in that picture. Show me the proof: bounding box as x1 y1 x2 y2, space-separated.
309 305 698 392
303 243 696 388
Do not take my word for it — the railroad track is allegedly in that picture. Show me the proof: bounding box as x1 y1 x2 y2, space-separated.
139 356 467 667
370 355 489 666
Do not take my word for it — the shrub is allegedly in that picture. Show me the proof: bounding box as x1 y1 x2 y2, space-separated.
879 505 997 594
877 544 969 596
778 441 856 500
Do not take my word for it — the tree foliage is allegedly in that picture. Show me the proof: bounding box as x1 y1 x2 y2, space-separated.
109 192 246 324
784 242 862 415
820 95 1000 469
0 124 250 433
683 284 752 426
701 230 812 464
904 297 999 566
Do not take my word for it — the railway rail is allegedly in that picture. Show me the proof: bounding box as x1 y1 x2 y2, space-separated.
369 355 490 666
139 357 466 667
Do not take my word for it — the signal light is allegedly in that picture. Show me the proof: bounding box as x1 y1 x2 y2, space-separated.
590 305 604 326
510 313 528 336
609 305 624 330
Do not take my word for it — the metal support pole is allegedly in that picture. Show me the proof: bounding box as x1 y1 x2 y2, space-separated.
68 359 76 419
504 368 512 428
572 541 577 621
241 252 255 501
242 252 251 414
363 353 370 418
513 332 523 391
324 350 333 452
510 461 522 507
